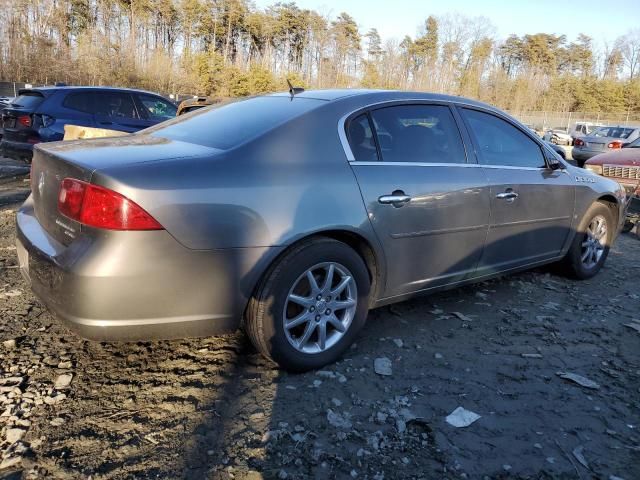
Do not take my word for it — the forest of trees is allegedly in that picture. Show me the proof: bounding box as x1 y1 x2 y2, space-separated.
1 0 640 115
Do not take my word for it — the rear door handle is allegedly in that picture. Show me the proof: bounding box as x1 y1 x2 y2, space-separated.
378 193 411 207
496 190 519 201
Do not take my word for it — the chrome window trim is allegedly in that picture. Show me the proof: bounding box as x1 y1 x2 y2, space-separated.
338 111 357 162
350 161 546 171
337 97 560 169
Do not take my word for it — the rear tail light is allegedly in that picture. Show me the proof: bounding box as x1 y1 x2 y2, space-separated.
58 178 163 230
17 115 31 127
574 138 584 147
607 140 623 149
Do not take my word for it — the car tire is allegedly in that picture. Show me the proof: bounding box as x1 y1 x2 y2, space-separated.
622 220 635 233
245 237 371 372
561 202 615 279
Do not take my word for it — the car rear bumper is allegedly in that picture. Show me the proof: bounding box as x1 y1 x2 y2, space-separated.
0 139 34 161
16 196 279 341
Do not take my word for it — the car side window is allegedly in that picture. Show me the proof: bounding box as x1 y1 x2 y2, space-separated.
462 108 545 168
92 92 138 119
137 94 177 121
369 105 466 164
63 92 93 113
347 114 379 162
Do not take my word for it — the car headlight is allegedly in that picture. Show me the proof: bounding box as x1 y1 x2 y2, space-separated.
585 164 602 174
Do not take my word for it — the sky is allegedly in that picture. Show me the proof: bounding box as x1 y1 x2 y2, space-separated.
253 0 640 45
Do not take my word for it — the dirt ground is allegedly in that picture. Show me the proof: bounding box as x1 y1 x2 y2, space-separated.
1 171 639 479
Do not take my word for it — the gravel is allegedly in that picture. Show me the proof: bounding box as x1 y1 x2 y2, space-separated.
0 180 639 478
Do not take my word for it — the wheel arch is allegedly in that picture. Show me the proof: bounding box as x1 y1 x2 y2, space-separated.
596 194 618 206
243 228 385 323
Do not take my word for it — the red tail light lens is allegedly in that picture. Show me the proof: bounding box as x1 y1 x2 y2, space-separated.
58 178 163 230
17 115 31 127
574 138 584 147
607 140 623 149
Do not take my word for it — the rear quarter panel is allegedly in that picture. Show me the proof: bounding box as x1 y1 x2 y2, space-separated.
91 102 378 253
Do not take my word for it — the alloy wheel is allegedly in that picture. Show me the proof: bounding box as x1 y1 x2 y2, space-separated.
283 262 357 354
581 215 607 269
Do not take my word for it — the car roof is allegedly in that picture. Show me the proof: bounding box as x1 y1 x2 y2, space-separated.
18 85 166 98
269 88 497 109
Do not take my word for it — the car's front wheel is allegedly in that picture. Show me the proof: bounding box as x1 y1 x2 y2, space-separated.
245 238 371 371
561 202 615 279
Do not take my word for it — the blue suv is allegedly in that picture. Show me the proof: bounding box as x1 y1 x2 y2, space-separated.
0 86 177 162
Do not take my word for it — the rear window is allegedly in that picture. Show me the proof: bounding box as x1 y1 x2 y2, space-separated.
592 126 635 139
144 96 322 150
11 92 45 109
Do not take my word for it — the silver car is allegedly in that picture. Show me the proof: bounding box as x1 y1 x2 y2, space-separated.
573 125 640 167
16 90 626 371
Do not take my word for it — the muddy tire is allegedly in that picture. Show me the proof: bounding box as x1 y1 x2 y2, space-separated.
245 238 371 372
561 202 615 279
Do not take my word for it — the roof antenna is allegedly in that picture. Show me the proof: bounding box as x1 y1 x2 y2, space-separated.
287 79 304 99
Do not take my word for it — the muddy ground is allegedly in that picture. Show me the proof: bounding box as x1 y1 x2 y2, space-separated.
1 168 639 479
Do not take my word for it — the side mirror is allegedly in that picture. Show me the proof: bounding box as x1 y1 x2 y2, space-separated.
548 157 565 171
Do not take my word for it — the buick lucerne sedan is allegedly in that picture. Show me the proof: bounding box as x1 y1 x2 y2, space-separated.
16 90 626 371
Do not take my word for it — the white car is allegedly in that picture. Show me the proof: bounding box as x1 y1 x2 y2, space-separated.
543 129 572 145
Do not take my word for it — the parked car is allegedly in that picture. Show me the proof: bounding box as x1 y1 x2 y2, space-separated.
543 129 572 145
584 136 640 196
177 96 220 115
573 125 640 168
16 90 626 371
0 86 177 162
569 121 604 144
0 97 12 142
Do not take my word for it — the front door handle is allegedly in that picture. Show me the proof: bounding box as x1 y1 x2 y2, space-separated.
378 192 411 207
496 190 519 202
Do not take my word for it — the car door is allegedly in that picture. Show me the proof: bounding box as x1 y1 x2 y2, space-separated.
458 107 575 275
91 91 148 132
347 103 491 299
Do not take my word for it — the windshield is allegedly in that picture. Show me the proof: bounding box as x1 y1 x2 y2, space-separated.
144 96 322 149
591 126 635 139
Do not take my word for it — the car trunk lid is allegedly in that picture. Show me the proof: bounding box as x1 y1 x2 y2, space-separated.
30 147 92 246
30 135 219 245
584 139 606 150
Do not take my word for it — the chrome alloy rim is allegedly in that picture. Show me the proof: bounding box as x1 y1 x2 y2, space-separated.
283 262 357 354
581 215 607 268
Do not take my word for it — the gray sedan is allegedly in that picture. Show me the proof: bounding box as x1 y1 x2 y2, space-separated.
572 125 640 167
16 90 626 371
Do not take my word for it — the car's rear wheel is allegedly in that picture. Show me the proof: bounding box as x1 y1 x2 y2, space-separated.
561 202 614 279
245 238 371 371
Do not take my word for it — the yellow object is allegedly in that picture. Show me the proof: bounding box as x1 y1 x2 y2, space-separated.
63 125 128 141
